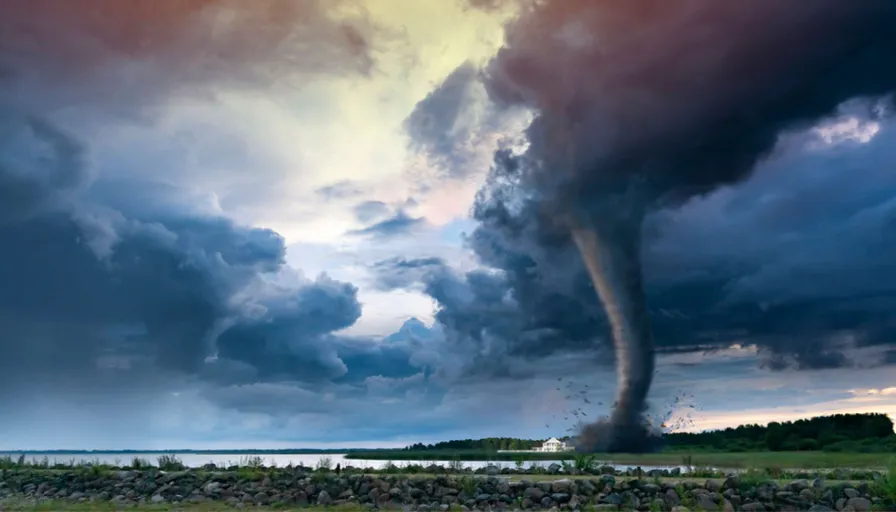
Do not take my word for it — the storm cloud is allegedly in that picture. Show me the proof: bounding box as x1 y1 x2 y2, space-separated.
1 0 381 113
0 112 368 395
4 0 896 449
396 0 896 394
0 0 433 441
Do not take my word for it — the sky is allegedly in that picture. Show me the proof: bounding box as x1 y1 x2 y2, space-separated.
1 0 895 450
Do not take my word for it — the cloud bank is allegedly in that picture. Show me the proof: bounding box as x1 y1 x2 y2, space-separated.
3 0 896 448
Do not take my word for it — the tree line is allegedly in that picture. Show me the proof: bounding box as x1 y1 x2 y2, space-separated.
664 413 895 452
402 437 561 452
401 413 895 453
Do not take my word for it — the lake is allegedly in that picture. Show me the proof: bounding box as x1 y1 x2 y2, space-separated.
0 453 685 472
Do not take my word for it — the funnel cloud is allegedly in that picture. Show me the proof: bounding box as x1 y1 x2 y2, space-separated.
467 0 896 451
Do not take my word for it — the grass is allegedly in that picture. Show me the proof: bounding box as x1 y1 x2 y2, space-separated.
873 457 896 504
345 449 895 469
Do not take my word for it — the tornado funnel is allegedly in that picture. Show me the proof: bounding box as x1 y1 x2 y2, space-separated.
569 209 657 452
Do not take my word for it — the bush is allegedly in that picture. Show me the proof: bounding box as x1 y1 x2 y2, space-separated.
798 438 820 451
315 455 333 472
157 454 185 471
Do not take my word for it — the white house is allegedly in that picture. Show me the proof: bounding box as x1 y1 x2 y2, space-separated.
536 437 570 452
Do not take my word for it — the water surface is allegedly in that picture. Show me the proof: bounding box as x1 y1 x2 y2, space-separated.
1 452 684 472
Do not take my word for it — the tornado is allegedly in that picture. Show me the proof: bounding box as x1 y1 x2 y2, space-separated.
477 0 896 452
570 211 655 451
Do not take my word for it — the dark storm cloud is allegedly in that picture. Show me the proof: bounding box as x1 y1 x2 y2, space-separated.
347 210 426 239
0 0 382 113
395 113 896 374
0 112 438 418
404 62 483 179
0 2 469 440
0 0 441 421
215 275 362 383
397 0 896 384
0 113 379 409
885 349 896 365
0 113 89 224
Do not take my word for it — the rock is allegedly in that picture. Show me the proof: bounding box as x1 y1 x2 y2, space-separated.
790 479 810 492
722 476 740 490
695 493 718 511
547 463 562 474
846 497 871 512
755 483 777 501
523 487 544 500
665 488 681 507
317 490 333 506
550 492 569 503
551 479 572 492
604 492 622 505
705 480 722 492
642 483 661 494
0 466 890 511
485 465 501 476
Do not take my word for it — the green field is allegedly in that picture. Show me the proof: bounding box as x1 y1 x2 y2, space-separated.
344 450 896 469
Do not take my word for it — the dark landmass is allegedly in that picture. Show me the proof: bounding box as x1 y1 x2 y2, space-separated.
384 413 896 456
